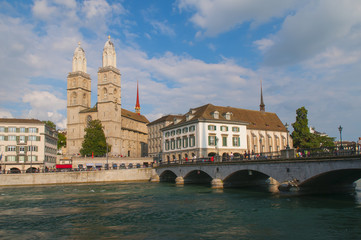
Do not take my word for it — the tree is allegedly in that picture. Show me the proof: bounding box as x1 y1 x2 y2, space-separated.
291 107 334 148
80 120 110 156
291 107 313 148
57 132 66 150
43 120 56 129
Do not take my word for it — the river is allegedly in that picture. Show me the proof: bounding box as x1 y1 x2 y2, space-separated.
0 181 361 239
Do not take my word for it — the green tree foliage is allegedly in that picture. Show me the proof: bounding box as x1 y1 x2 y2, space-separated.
80 120 110 156
57 132 66 150
291 107 334 148
43 120 56 129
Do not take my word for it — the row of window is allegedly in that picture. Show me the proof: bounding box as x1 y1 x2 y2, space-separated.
0 127 38 133
165 136 196 150
208 125 240 132
0 135 40 142
165 126 195 137
208 136 241 147
5 155 38 162
6 145 38 152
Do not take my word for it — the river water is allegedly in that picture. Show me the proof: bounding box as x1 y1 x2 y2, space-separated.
0 182 361 240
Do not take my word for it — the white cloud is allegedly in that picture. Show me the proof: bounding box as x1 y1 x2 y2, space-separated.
0 110 13 118
22 91 67 128
178 0 298 37
305 47 360 69
150 20 175 37
263 0 361 66
253 38 274 51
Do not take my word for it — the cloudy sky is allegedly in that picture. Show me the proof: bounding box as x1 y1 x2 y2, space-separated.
0 0 360 141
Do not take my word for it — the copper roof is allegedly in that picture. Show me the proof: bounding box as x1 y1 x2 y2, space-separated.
163 104 287 132
0 118 43 124
121 108 149 123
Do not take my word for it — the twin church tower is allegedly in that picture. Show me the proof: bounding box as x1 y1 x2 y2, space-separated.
67 37 149 157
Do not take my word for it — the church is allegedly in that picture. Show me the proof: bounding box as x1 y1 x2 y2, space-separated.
66 37 149 157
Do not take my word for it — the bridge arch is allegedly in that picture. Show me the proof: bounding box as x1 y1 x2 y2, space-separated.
184 170 213 184
299 169 361 190
159 170 177 183
223 169 270 188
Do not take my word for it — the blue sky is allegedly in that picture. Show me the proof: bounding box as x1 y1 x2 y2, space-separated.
0 0 360 142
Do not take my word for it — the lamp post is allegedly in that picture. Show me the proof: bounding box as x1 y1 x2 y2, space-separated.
106 141 109 170
215 136 219 162
285 123 290 149
338 125 343 150
30 138 33 173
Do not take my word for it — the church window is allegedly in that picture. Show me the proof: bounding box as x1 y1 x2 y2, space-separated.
83 80 86 88
72 79 76 87
104 74 107 82
87 115 92 127
71 92 77 105
113 88 117 99
82 93 87 105
103 88 108 100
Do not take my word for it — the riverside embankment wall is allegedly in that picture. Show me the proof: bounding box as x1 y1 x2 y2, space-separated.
0 168 156 186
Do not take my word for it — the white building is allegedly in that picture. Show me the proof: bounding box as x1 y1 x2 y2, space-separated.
161 104 292 161
0 118 58 173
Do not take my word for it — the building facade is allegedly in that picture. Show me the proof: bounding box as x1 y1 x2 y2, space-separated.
147 115 183 158
67 38 148 157
0 118 58 173
161 104 293 161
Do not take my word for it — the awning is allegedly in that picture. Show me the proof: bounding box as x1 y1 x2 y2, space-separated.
86 163 94 167
95 163 103 167
56 164 72 169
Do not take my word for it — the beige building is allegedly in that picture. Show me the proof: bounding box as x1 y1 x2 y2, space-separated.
0 118 58 173
160 104 293 161
67 37 148 157
147 115 183 158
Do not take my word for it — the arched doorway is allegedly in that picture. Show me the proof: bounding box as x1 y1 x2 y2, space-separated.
9 168 21 174
26 167 37 173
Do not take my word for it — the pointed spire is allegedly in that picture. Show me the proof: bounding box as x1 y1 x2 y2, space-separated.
135 80 141 115
260 79 265 112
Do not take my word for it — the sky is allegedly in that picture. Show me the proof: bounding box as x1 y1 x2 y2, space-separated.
0 0 360 142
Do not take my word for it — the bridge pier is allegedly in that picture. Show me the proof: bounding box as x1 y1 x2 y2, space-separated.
150 174 160 182
211 178 223 189
175 176 184 185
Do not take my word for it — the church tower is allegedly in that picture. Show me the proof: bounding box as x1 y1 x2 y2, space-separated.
67 42 91 155
97 36 122 155
135 80 141 115
260 79 265 112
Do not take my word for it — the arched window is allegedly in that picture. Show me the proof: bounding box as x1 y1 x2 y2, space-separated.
103 88 108 100
72 79 76 87
113 88 117 99
87 115 92 127
104 74 107 82
71 92 77 105
82 93 87 105
83 80 87 88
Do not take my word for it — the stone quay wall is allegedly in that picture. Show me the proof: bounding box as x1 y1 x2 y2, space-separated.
0 168 156 186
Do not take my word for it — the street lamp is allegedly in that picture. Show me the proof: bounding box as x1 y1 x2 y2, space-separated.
106 141 109 170
338 125 343 150
285 123 290 149
215 136 219 162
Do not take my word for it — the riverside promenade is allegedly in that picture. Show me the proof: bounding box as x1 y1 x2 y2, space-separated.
0 168 156 186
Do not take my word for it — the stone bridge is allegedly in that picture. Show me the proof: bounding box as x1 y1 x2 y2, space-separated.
154 155 361 192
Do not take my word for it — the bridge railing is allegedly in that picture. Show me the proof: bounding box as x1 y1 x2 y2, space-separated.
157 151 283 166
156 146 361 166
296 146 359 158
